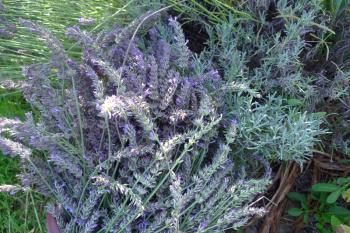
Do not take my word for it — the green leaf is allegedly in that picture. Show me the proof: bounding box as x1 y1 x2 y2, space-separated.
331 215 343 230
323 0 336 15
327 206 350 216
327 189 342 204
287 192 307 203
303 213 310 223
316 222 326 231
334 0 343 13
314 112 327 118
312 183 340 192
334 0 349 16
323 0 349 16
287 99 303 106
336 177 350 184
342 188 350 203
288 208 303 217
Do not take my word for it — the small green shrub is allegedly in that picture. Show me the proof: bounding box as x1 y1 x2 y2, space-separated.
288 178 350 233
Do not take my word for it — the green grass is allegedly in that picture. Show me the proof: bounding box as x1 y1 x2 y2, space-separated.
0 88 47 233
0 156 46 233
0 88 29 119
0 0 131 80
167 0 253 26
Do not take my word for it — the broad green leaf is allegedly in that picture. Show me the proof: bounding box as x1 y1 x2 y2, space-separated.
288 208 303 217
331 215 343 230
337 178 350 184
342 188 350 203
287 192 307 203
312 183 340 192
328 206 350 216
327 189 342 204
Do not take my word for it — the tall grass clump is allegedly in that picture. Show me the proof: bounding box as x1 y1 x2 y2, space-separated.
0 0 132 80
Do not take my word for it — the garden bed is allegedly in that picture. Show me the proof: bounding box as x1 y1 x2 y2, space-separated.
0 1 350 233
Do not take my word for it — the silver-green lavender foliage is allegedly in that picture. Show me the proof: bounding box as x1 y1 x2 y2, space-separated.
194 0 328 162
0 16 271 232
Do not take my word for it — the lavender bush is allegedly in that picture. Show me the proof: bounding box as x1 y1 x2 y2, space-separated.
0 15 274 232
188 0 330 162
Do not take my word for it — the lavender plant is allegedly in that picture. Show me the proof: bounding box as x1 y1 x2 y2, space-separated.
199 0 328 98
186 0 330 162
0 15 272 232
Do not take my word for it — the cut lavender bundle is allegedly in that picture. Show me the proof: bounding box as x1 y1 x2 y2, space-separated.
0 15 272 232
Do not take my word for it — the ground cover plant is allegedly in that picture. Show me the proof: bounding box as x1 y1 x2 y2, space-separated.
288 178 350 233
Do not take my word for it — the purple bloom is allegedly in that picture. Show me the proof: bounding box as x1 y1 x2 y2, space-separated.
0 28 13 38
137 219 150 231
50 107 60 114
231 117 238 126
148 27 158 43
0 15 273 233
130 46 143 58
208 69 220 81
149 131 157 141
198 221 208 230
